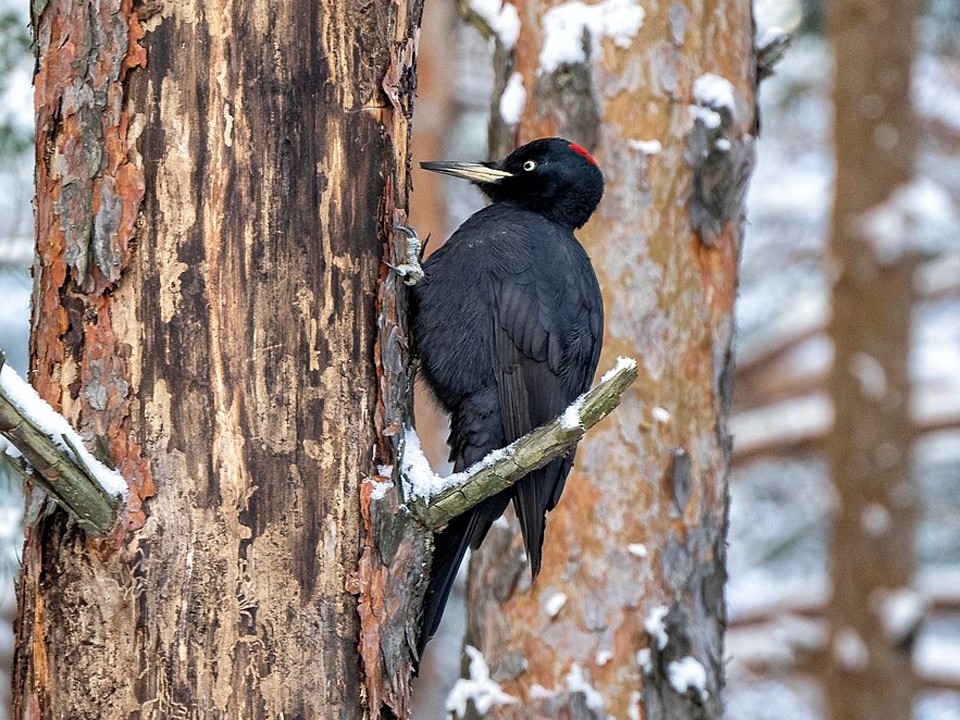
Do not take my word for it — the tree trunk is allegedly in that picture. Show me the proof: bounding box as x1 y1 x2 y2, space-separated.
464 1 756 718
16 0 421 717
825 0 923 718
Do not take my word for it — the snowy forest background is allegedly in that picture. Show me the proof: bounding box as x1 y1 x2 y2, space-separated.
0 0 958 718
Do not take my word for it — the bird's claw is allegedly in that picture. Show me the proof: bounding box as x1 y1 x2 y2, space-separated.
389 224 426 285
384 260 425 285
393 224 418 240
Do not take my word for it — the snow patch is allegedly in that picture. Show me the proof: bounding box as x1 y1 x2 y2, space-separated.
446 645 518 717
756 25 788 52
560 396 585 429
528 683 555 700
544 591 568 618
636 647 653 672
368 479 393 501
651 406 671 424
644 605 669 649
0 363 128 500
832 627 869 671
539 0 645 75
849 352 887 400
565 664 605 713
600 355 637 384
628 138 662 155
466 0 521 49
595 649 613 666
856 177 960 265
667 656 709 701
693 73 736 114
400 427 445 499
627 542 648 558
401 426 508 501
498 72 527 126
873 587 925 644
628 690 643 720
689 105 722 130
860 502 892 536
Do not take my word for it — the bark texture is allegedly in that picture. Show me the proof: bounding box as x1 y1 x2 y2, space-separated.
465 1 756 718
825 0 923 718
17 0 421 717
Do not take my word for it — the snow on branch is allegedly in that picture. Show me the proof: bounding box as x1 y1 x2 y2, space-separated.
756 26 790 82
401 356 638 530
0 352 125 535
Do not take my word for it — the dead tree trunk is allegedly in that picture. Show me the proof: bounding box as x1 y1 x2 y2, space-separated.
463 1 756 718
825 0 923 718
16 0 421 717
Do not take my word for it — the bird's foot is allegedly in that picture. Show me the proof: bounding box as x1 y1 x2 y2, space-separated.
387 224 426 285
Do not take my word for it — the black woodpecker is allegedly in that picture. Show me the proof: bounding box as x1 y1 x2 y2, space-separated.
411 137 605 654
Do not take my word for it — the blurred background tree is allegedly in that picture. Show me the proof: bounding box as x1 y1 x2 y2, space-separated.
825 0 922 718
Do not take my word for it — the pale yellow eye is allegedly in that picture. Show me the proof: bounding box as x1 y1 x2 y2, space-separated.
523 160 537 172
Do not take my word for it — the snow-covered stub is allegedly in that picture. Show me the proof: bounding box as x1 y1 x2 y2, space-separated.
0 363 127 500
693 73 736 115
667 656 709 702
600 355 637 384
539 0 644 75
466 0 521 50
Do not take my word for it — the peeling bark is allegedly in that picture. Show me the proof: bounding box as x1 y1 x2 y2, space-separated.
17 0 423 717
465 1 757 718
30 0 151 538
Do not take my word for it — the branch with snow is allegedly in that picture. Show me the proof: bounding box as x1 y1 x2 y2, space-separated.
459 0 521 50
400 356 638 530
756 26 791 81
0 352 125 535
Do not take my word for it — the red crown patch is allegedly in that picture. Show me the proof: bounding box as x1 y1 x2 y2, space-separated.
568 143 598 167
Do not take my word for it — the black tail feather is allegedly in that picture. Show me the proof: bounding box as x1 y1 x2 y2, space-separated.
417 511 477 660
513 457 571 579
417 490 512 663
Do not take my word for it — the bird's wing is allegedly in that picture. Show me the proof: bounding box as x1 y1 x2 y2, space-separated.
489 222 603 574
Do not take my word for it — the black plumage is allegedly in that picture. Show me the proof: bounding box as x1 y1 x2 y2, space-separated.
411 137 604 655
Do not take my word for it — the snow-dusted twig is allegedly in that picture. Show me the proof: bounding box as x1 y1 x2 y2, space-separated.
0 352 124 535
406 357 638 530
756 26 791 82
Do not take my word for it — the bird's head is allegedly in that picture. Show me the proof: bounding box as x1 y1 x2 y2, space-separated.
421 137 604 229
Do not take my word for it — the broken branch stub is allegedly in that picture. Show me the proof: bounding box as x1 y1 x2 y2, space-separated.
0 352 121 535
412 358 639 530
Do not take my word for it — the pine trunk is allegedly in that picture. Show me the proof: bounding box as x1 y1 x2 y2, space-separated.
825 0 922 717
16 0 421 717
465 1 756 718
